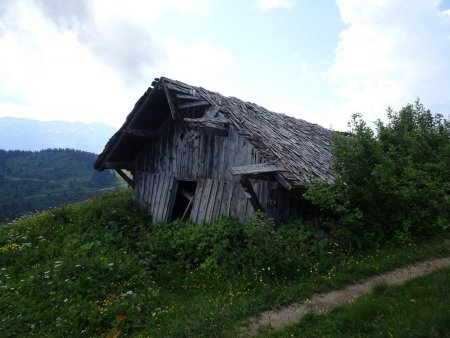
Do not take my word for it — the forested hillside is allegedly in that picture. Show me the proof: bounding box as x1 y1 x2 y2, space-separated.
0 149 121 221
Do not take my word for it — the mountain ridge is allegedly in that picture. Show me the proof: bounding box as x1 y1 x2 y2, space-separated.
0 116 116 154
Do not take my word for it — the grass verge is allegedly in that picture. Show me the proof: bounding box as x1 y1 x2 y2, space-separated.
259 267 450 337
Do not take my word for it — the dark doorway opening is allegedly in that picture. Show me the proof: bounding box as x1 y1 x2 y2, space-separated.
170 180 197 221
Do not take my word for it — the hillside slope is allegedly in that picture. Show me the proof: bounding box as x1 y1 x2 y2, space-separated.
0 149 120 221
0 189 449 337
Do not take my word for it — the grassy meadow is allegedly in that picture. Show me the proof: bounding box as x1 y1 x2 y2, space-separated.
1 189 449 337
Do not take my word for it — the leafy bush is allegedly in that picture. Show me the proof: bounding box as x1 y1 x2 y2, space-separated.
305 100 450 248
144 212 342 282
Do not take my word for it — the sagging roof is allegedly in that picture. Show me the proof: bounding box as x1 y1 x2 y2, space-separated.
95 77 335 188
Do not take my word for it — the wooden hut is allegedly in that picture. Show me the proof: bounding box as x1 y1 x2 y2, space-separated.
95 77 334 223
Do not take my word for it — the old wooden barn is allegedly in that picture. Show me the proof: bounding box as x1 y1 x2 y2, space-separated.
95 77 334 223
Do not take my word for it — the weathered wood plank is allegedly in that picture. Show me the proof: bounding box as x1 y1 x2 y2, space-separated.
190 179 203 222
157 175 167 221
163 176 175 221
232 182 244 219
240 176 264 212
205 180 219 222
155 175 167 221
212 180 225 220
149 175 158 218
184 117 229 124
164 178 178 222
162 81 178 120
201 123 229 136
275 172 293 190
184 117 229 136
176 94 200 100
221 182 232 216
165 82 192 94
231 163 285 176
197 179 213 222
140 171 147 204
181 197 194 221
178 100 209 110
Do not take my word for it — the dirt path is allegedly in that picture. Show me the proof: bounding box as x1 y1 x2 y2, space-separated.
241 256 450 336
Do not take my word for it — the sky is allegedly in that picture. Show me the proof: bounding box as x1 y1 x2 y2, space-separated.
1 0 450 131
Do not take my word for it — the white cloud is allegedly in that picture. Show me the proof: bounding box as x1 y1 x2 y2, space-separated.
92 0 210 26
154 37 234 91
258 0 294 11
0 1 139 127
329 0 450 129
0 0 236 128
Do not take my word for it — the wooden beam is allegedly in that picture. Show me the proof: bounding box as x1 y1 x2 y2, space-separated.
203 106 221 118
115 169 134 188
162 80 178 120
202 123 228 136
231 163 285 176
181 197 194 221
104 161 136 170
126 128 161 138
240 176 264 212
179 188 194 201
184 117 229 136
275 172 292 191
184 116 228 124
165 82 192 94
176 94 199 100
178 100 210 110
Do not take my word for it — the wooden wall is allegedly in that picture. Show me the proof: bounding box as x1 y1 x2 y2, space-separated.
133 116 295 223
133 172 177 223
138 115 265 182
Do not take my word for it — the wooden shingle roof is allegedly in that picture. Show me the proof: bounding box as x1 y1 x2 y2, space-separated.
95 77 335 188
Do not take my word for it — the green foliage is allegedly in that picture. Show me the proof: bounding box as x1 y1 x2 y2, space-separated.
145 212 338 281
305 100 450 247
0 148 121 221
0 189 157 337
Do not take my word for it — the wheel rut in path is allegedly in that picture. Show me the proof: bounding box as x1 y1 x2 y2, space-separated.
241 256 450 336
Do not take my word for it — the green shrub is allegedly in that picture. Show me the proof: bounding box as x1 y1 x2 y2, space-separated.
143 212 344 284
305 100 450 248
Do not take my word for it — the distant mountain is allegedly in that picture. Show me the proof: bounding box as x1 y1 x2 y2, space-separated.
0 117 116 154
0 149 124 221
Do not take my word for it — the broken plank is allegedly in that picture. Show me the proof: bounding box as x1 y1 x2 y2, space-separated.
231 163 285 176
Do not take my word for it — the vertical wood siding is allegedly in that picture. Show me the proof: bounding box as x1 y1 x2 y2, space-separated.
134 171 177 222
140 117 265 181
134 116 295 223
